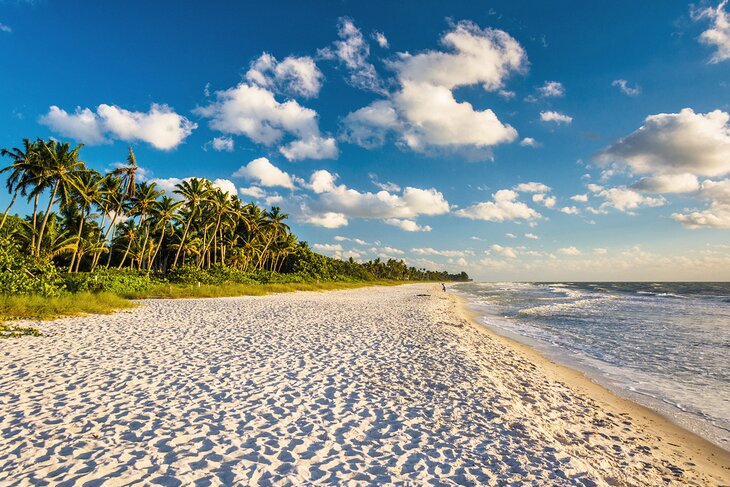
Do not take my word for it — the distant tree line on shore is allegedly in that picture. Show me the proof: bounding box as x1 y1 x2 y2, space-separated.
0 139 469 296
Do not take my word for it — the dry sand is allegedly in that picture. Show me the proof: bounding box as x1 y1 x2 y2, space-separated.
1 284 728 486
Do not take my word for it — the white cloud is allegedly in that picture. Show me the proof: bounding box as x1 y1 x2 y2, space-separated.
558 246 581 256
280 135 338 160
520 137 540 147
372 31 389 48
525 233 539 239
588 185 666 213
318 17 384 93
239 186 267 199
538 81 564 97
212 178 237 197
560 206 580 215
505 232 516 238
309 169 338 194
341 100 400 148
514 182 551 193
456 189 541 222
593 248 608 255
597 108 730 177
384 218 432 232
210 136 234 152
540 111 572 124
570 194 588 202
630 173 700 193
532 193 556 208
491 244 517 258
498 89 516 99
412 247 469 258
370 178 401 192
245 52 323 98
612 79 641 96
304 211 349 228
233 157 295 189
0 23 12 33
343 21 525 156
316 185 449 220
691 0 730 63
334 236 369 245
39 103 196 150
673 178 730 228
194 83 336 161
313 243 344 252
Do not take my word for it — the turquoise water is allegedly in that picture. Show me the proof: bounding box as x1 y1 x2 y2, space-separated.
453 282 730 450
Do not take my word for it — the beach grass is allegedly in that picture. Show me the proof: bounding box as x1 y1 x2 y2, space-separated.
0 292 137 337
120 279 404 299
0 280 409 333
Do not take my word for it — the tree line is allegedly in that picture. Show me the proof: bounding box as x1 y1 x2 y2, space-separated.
0 138 470 282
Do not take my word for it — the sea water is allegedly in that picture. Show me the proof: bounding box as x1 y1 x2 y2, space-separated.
453 282 730 450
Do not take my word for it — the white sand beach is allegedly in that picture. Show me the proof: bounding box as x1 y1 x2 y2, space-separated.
1 284 729 486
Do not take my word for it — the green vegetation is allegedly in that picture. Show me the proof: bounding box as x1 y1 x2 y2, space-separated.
0 138 470 333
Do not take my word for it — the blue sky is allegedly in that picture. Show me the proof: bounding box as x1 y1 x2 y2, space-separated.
2 0 730 280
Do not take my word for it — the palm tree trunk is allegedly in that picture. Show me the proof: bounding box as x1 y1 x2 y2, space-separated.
30 193 39 253
0 188 19 230
173 216 193 268
118 234 134 269
149 222 168 270
68 205 88 272
36 180 60 256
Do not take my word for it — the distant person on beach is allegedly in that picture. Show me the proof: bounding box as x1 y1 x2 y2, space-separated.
442 283 446 292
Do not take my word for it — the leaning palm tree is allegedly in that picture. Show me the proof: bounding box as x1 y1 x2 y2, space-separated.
129 181 162 270
172 178 210 268
68 170 103 272
0 139 40 231
147 196 181 270
30 140 85 256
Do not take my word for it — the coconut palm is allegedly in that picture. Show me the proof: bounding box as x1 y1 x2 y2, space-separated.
172 178 210 268
0 139 40 231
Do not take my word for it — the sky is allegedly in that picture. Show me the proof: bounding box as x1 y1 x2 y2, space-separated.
1 0 730 281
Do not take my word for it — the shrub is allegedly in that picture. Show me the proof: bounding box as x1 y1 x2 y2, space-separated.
63 268 153 294
0 236 65 296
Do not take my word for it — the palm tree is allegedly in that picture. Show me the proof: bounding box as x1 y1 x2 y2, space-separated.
0 139 39 231
68 170 103 272
148 196 181 270
129 182 162 270
258 206 289 269
172 178 209 268
31 140 85 256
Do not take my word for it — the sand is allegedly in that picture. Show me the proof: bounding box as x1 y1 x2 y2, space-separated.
1 284 728 486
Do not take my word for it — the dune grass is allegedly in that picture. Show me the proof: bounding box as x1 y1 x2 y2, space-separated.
121 279 404 299
1 280 411 336
0 292 137 337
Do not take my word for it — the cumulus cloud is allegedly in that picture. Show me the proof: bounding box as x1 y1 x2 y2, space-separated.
593 248 608 255
39 103 196 150
384 218 432 232
210 136 234 152
343 21 525 157
412 247 470 258
525 232 539 239
630 173 700 193
318 17 384 93
570 194 588 202
540 111 572 124
612 79 641 96
313 243 343 252
303 170 448 230
0 23 11 33
304 211 349 228
212 178 237 197
239 186 267 199
691 0 730 63
245 52 323 98
558 246 581 256
193 83 336 161
560 206 580 215
597 108 730 177
341 100 400 148
520 137 541 147
532 193 556 208
673 178 730 228
538 81 564 97
372 31 389 49
233 157 296 188
455 189 541 222
515 182 551 193
588 184 666 213
491 244 517 258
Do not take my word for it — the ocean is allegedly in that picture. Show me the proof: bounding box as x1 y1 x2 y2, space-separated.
453 281 730 450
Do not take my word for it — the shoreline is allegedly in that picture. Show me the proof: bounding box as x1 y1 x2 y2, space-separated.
449 288 730 482
2 283 729 484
